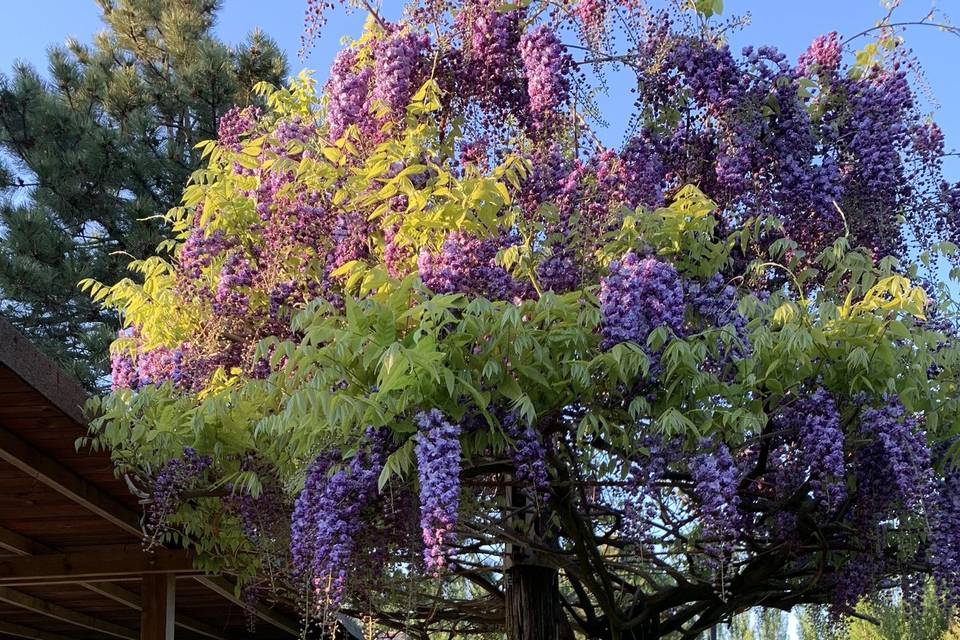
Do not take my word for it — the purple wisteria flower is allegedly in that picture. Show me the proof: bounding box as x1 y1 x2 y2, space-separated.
777 388 846 513
690 441 741 555
518 25 573 126
414 410 462 575
289 431 386 608
599 252 685 350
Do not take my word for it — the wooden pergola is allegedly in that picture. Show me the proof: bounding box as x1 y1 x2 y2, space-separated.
0 318 316 640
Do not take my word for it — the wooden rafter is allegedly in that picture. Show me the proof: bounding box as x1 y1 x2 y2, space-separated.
0 620 73 640
0 526 47 556
0 586 137 640
0 427 142 537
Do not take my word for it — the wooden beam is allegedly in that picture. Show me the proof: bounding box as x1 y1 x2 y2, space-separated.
0 620 72 640
0 529 228 640
0 577 141 588
195 576 298 636
141 574 175 640
81 580 141 607
0 427 142 537
0 526 49 556
0 549 196 584
0 586 136 640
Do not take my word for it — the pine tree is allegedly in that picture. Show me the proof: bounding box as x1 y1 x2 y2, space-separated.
0 0 286 389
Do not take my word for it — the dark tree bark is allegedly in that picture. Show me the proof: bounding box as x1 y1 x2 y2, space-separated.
505 563 563 640
624 616 661 640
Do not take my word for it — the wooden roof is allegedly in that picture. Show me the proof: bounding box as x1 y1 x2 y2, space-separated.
0 317 301 640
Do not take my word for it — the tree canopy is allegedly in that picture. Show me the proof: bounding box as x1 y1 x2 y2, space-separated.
0 0 287 389
86 1 960 638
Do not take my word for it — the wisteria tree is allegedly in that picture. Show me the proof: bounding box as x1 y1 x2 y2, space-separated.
84 1 960 638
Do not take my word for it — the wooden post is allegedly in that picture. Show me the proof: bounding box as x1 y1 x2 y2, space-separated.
504 482 565 640
140 574 175 640
505 563 563 640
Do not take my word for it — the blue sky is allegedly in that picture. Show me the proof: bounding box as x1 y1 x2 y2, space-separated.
1 1 957 178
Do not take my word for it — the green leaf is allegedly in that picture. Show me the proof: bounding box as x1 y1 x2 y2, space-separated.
378 439 414 491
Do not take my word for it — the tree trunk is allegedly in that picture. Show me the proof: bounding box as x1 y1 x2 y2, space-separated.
505 563 563 640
